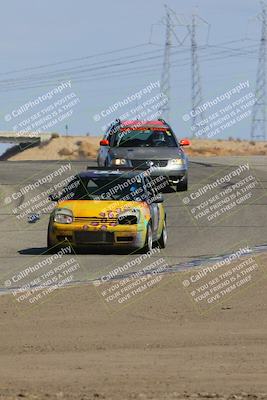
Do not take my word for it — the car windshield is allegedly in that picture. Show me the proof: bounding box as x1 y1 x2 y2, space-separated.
61 176 147 201
113 129 177 147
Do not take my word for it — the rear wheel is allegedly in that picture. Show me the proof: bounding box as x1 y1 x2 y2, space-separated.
158 220 167 248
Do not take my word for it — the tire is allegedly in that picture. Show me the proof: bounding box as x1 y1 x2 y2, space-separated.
46 229 56 254
176 175 188 192
142 223 153 253
46 224 63 254
47 237 70 254
158 220 167 248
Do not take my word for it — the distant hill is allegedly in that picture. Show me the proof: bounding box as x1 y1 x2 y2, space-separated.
3 136 267 161
6 136 100 161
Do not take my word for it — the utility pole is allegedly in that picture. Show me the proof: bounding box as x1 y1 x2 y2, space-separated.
159 5 172 121
191 12 206 133
158 6 207 126
251 1 267 140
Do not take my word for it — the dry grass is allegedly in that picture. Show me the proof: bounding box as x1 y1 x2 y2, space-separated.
184 138 267 157
8 136 267 161
9 136 100 161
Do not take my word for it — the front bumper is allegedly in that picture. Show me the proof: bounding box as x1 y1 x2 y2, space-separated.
49 223 147 249
149 166 187 183
125 160 188 183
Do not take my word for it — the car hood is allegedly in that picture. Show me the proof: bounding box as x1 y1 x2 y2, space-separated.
110 147 183 160
55 200 147 217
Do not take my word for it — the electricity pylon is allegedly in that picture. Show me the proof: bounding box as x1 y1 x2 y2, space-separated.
190 11 210 133
251 1 267 140
191 12 205 130
159 5 172 121
159 5 191 122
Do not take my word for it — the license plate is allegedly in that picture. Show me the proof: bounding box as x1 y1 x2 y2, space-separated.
75 231 114 244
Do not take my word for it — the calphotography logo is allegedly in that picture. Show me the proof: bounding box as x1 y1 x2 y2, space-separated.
1 0 267 399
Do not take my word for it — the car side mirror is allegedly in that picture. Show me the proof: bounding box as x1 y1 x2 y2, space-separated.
179 138 190 146
100 139 109 146
152 193 164 203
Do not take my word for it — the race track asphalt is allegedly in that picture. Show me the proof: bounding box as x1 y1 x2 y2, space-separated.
1 156 267 399
0 156 266 290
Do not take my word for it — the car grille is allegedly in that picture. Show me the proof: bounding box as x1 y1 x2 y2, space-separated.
130 160 168 168
74 231 114 244
74 216 117 225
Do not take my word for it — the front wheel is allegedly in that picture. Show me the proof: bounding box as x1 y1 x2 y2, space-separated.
46 224 65 254
158 220 167 248
46 229 56 254
142 223 153 253
176 175 188 192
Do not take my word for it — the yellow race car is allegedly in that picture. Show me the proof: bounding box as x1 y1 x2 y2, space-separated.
47 168 167 252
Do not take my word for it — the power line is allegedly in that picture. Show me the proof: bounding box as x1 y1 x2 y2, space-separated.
0 43 151 76
0 41 259 92
0 41 257 86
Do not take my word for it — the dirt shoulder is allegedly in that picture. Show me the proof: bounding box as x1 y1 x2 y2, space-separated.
1 271 267 400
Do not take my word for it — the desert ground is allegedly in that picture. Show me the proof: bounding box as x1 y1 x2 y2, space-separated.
1 266 267 400
0 155 267 399
3 136 267 161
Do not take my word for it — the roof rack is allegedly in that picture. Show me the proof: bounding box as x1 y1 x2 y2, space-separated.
107 118 173 133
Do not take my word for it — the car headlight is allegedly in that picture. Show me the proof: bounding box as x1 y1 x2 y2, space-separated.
54 208 73 224
169 158 184 165
118 209 140 225
112 158 128 166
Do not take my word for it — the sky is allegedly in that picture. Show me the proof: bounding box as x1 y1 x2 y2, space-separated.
0 0 264 154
